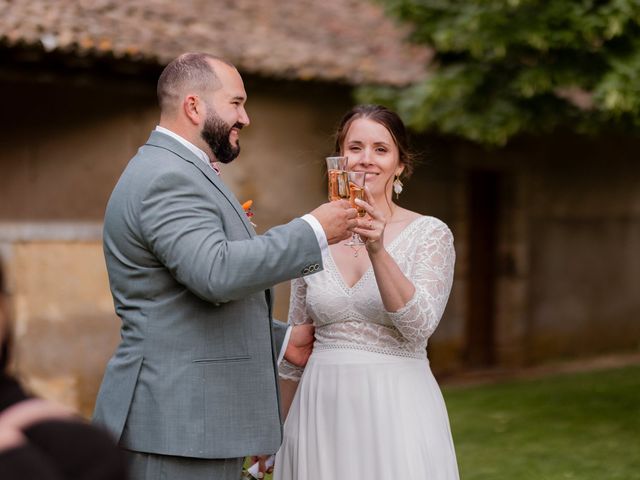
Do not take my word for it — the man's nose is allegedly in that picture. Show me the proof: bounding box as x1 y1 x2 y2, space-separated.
239 107 250 127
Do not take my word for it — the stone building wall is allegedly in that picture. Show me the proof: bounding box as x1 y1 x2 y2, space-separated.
0 77 159 415
434 134 640 372
0 75 352 416
524 135 640 361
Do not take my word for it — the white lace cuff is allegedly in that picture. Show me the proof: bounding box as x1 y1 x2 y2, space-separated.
278 359 304 382
384 288 419 317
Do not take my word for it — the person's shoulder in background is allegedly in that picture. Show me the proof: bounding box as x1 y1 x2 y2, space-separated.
0 373 128 480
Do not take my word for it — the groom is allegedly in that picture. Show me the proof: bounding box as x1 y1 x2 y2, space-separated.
93 52 356 479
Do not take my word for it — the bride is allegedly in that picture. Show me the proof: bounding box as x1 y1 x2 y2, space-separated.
273 105 460 479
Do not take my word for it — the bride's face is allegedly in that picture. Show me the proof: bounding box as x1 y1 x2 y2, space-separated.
342 118 403 201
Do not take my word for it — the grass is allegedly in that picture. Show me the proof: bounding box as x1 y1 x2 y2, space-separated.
244 365 640 479
444 365 640 480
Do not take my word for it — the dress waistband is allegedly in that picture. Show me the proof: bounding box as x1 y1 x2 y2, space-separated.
313 343 427 360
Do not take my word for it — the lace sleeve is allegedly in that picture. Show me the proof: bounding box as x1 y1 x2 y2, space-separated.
386 221 455 348
278 276 311 382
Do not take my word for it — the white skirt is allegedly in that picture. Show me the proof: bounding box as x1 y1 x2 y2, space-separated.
274 348 460 480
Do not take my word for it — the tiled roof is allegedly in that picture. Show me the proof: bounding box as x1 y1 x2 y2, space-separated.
0 0 432 86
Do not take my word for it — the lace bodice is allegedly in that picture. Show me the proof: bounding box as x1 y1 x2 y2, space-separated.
279 216 455 382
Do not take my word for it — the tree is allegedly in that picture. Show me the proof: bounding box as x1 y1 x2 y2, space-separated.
357 0 640 145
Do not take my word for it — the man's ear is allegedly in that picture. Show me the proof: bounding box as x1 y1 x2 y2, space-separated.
183 94 202 126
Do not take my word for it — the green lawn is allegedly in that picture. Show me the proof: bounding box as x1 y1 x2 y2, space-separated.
246 365 640 479
444 365 640 480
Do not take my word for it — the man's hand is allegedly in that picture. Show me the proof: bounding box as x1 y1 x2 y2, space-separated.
249 455 275 479
310 200 357 245
284 324 315 367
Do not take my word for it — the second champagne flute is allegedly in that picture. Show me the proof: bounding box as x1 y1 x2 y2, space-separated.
326 156 349 201
344 171 368 247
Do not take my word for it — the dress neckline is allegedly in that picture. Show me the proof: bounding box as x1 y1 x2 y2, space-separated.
326 216 426 292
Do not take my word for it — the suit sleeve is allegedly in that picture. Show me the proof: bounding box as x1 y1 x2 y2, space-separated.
138 169 323 303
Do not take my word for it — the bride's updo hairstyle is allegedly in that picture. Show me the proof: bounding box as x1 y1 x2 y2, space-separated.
333 104 416 181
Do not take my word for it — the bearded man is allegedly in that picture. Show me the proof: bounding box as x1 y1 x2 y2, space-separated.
93 52 356 480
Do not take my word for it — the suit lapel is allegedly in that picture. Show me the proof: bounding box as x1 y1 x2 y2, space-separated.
145 131 255 237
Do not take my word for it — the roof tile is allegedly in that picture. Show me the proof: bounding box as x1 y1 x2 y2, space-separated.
0 0 432 85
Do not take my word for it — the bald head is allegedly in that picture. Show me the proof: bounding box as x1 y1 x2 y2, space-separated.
157 53 235 116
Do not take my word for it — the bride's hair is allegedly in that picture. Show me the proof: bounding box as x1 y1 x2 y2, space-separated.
333 104 416 180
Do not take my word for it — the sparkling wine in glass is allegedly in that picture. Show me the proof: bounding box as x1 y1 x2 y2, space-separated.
344 171 368 247
326 156 349 201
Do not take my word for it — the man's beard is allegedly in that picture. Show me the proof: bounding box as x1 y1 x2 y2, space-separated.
201 110 242 164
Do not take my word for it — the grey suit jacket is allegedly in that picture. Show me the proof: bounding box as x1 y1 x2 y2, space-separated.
93 131 322 459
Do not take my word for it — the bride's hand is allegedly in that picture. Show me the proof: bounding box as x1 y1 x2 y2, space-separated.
353 187 387 254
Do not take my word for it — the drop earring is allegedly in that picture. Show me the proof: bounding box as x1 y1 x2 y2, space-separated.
393 175 403 199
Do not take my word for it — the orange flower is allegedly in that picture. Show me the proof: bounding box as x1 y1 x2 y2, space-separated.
242 199 256 226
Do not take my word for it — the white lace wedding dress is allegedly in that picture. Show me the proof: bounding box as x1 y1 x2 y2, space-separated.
274 216 460 480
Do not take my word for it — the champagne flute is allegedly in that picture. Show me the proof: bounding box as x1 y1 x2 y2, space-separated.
326 156 349 201
344 171 368 247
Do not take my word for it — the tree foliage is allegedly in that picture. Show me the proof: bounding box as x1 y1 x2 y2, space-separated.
357 0 640 145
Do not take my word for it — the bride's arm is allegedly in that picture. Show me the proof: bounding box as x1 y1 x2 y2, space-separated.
354 196 417 312
356 199 455 346
381 221 455 345
368 245 416 312
278 277 312 418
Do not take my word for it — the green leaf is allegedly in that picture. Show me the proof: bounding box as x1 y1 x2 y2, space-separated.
365 0 640 145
